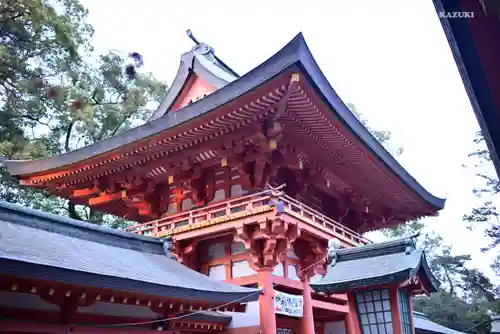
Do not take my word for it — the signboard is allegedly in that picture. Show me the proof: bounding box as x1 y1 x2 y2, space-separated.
277 329 292 334
157 205 273 237
274 290 303 317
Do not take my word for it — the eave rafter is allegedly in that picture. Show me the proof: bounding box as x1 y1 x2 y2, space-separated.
13 65 438 227
19 77 292 188
0 275 247 319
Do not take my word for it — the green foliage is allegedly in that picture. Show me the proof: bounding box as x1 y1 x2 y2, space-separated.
349 110 500 331
0 0 166 227
347 103 404 155
464 131 500 270
388 220 499 333
413 291 492 334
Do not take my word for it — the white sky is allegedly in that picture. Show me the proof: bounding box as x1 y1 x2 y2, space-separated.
81 0 497 278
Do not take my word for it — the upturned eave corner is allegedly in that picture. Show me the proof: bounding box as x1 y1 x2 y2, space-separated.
290 33 446 212
418 252 441 293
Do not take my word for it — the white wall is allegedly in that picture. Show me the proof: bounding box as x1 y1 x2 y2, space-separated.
224 301 260 328
0 291 59 310
324 320 346 334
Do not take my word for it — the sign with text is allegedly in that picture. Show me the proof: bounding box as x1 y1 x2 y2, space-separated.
277 329 292 334
274 290 303 317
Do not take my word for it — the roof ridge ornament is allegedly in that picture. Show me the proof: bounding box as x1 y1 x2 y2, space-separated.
327 238 341 267
162 236 175 259
187 29 215 56
405 233 419 254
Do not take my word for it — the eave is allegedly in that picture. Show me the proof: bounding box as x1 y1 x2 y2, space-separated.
433 0 500 177
0 200 261 305
6 33 445 214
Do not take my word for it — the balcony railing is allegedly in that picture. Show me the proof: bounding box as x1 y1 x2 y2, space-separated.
124 189 371 246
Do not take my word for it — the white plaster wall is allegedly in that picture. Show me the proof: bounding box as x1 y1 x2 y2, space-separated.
324 320 346 334
224 301 260 328
79 302 159 317
0 291 59 310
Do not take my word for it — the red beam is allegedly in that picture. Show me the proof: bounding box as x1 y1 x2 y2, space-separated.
312 299 349 314
88 190 126 206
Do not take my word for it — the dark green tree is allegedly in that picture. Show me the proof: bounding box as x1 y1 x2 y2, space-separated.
0 0 166 227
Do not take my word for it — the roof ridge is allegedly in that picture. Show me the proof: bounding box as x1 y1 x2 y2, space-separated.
336 236 416 262
413 311 428 318
0 200 165 253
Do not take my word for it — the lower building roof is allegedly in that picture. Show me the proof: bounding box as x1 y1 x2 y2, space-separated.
492 315 500 334
0 201 260 304
413 312 465 334
310 237 439 294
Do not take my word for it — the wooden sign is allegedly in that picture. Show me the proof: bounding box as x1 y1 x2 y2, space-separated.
274 290 303 317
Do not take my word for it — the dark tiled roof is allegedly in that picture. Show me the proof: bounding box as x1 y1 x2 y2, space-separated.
413 312 465 334
310 237 439 293
4 33 445 212
0 201 260 303
492 315 500 334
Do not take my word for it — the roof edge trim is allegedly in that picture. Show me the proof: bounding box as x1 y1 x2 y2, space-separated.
0 258 262 303
292 34 445 210
0 200 164 245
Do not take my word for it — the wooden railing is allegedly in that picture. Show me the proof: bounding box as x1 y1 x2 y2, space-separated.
124 190 371 245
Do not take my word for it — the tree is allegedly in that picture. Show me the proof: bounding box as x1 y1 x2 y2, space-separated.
463 131 500 280
0 0 166 227
413 290 492 334
348 104 500 333
348 103 404 156
0 0 93 155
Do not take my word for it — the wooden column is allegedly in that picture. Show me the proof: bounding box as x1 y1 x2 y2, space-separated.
295 238 328 334
390 287 403 334
234 212 300 334
301 276 315 334
257 269 277 334
345 293 362 334
408 293 415 334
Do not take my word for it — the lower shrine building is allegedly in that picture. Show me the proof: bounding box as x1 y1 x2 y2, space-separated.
4 32 446 334
0 201 260 333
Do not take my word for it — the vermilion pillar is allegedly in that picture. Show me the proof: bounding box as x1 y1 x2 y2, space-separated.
409 292 415 334
390 287 403 334
301 276 315 334
345 293 362 334
257 269 277 334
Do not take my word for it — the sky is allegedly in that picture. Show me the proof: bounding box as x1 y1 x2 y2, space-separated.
81 0 497 278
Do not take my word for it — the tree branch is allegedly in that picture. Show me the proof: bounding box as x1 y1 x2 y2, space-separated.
22 115 54 130
64 121 74 153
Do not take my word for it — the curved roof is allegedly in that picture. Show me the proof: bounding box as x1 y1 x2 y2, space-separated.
413 312 466 334
5 33 445 211
0 200 260 303
310 236 440 294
